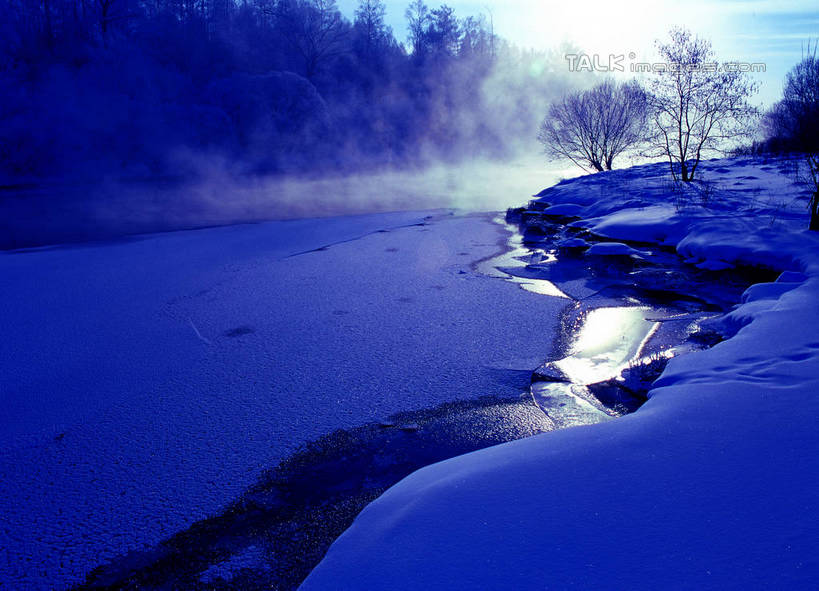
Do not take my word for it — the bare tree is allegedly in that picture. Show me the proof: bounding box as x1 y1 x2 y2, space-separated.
803 153 819 231
766 50 819 229
647 28 758 183
96 0 115 38
428 4 459 58
405 0 429 59
459 14 493 59
538 79 648 173
277 0 347 79
42 0 54 48
353 0 390 63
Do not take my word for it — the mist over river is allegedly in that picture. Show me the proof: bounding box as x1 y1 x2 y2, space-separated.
0 157 577 250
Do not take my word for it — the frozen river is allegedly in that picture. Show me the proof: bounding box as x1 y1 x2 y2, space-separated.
0 207 571 589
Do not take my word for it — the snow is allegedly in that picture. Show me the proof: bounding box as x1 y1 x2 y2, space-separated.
575 204 688 245
302 155 819 590
539 203 585 217
740 279 801 304
0 211 570 589
585 241 646 257
556 237 589 249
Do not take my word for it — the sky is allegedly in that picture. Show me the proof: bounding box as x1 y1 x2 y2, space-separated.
337 0 819 106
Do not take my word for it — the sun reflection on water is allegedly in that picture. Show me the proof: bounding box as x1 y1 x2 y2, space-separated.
557 307 659 385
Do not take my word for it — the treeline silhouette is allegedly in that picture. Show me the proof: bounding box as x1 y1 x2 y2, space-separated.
0 0 576 181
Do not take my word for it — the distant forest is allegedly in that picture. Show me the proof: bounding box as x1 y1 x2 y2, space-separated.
0 0 580 181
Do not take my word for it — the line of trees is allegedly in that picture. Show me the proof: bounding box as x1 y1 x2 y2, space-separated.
538 28 819 229
0 0 574 180
538 28 759 182
764 49 819 230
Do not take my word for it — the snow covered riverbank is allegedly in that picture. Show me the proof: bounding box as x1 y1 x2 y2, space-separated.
302 156 819 589
0 211 570 589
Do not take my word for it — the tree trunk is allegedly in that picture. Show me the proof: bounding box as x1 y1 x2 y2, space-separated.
680 161 691 182
810 191 819 231
43 0 54 51
98 0 110 46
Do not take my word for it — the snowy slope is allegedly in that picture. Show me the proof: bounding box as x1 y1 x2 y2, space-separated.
0 211 570 589
302 155 819 590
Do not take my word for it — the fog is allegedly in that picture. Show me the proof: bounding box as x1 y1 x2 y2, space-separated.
0 0 601 248
149 155 577 219
0 157 578 249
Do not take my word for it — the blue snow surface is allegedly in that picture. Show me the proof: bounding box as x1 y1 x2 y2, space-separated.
0 210 569 589
303 156 819 590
